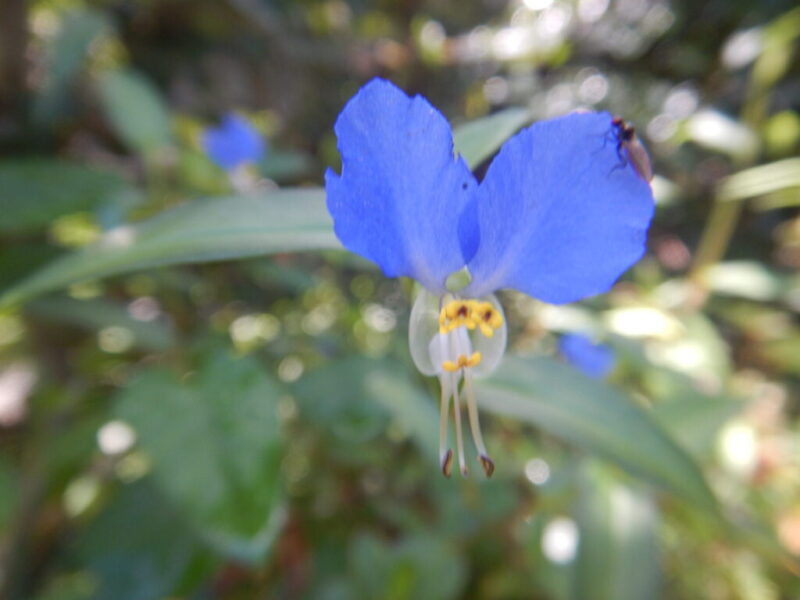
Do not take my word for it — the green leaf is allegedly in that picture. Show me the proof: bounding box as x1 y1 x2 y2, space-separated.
0 189 338 307
97 69 173 154
452 107 530 169
0 244 60 289
0 159 129 234
114 353 286 563
477 356 718 514
364 366 439 459
293 357 438 459
0 457 18 532
33 9 111 124
74 479 207 600
349 533 466 600
571 460 661 600
718 157 800 206
651 394 743 460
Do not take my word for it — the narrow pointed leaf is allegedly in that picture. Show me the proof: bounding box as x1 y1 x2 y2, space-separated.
571 461 661 600
0 189 338 307
477 356 718 514
97 69 173 154
0 159 129 234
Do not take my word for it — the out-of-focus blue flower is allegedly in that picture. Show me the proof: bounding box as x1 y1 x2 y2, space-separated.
202 113 266 171
325 78 654 478
559 333 616 379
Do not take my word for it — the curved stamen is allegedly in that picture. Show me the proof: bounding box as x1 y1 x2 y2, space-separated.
437 330 452 476
439 374 452 477
454 328 494 478
447 333 467 476
464 370 494 477
451 371 467 477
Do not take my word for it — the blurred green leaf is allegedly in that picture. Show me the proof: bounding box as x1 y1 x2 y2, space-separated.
752 7 800 90
0 160 129 235
34 572 96 600
349 533 466 600
27 296 175 352
571 461 661 600
0 244 60 289
717 158 800 205
293 358 390 445
478 356 718 514
364 367 439 459
97 70 173 154
33 9 111 124
294 357 438 459
452 107 530 169
115 353 285 563
74 479 206 600
0 189 338 307
651 394 743 459
0 458 18 532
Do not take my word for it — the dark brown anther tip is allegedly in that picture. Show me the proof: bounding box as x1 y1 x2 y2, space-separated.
441 449 453 478
479 455 495 478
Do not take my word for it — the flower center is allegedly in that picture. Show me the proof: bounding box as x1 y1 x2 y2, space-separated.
438 299 503 339
408 290 507 479
431 297 506 478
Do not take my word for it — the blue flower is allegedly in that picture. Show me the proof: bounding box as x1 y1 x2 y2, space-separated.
559 333 616 379
202 113 266 171
325 78 654 477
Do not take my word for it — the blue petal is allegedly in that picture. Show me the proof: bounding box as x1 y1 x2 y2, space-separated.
559 333 615 379
464 112 654 303
325 79 477 293
203 113 266 171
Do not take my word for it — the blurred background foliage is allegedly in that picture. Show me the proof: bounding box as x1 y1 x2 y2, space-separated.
0 0 800 598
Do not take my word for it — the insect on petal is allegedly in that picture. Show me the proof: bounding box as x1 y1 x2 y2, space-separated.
464 111 655 304
611 116 653 182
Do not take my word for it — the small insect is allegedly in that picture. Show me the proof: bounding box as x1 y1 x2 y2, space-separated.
610 116 653 182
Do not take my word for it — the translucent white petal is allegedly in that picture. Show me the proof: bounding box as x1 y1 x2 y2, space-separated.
409 289 507 378
409 287 442 375
428 332 454 377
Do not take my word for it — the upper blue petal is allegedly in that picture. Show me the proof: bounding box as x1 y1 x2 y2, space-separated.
464 111 654 303
325 79 478 294
203 113 266 171
559 333 615 379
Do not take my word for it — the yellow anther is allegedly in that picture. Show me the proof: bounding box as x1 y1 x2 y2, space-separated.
439 299 502 338
474 302 503 338
442 352 482 373
466 351 482 367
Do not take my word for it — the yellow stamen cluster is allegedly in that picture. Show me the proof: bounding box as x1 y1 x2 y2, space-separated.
442 352 482 373
438 300 504 338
